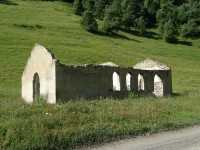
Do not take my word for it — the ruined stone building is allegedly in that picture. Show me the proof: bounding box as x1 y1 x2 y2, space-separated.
22 44 172 104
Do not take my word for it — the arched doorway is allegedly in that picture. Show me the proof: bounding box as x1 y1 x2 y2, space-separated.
113 72 121 91
126 73 132 91
138 74 144 91
33 73 40 101
154 74 164 97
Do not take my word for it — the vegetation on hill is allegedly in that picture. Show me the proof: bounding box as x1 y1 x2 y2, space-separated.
0 0 200 149
72 0 200 43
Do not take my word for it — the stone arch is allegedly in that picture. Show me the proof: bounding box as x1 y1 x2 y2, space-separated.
33 73 40 101
138 74 144 91
153 74 164 97
126 73 132 91
113 72 121 91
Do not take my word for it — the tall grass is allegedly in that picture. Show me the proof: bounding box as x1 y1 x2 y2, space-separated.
2 96 200 149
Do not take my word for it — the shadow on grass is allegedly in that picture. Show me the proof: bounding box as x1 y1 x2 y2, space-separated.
171 90 200 97
95 31 141 43
0 0 18 5
120 29 193 46
166 39 193 46
171 92 182 97
121 29 161 40
13 23 44 30
175 40 193 46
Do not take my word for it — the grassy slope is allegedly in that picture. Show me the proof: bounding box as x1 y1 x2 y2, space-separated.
0 0 200 149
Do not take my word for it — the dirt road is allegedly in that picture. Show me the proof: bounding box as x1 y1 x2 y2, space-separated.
84 126 200 150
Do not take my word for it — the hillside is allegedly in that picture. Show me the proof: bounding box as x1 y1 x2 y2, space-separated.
1 0 200 149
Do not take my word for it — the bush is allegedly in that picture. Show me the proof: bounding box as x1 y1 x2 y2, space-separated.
181 20 200 38
94 0 111 20
163 19 178 43
82 11 98 33
102 0 122 33
136 16 146 35
121 0 143 28
73 0 84 15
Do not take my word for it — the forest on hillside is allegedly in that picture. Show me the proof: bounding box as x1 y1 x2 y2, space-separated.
1 0 199 43
71 0 200 43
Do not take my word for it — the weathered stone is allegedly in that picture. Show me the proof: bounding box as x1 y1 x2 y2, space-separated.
133 58 170 70
133 59 172 97
22 44 56 104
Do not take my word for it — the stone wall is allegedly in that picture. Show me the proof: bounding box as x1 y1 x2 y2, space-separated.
22 44 56 104
55 63 172 101
131 69 172 96
55 63 132 101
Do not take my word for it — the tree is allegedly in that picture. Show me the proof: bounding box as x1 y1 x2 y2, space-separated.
81 0 98 33
157 1 179 42
94 0 112 20
121 0 143 28
172 0 187 6
181 20 200 38
163 19 178 43
136 16 146 35
83 0 95 11
73 0 200 40
102 0 122 33
177 3 189 25
144 0 160 15
73 0 84 15
144 0 160 27
179 0 200 38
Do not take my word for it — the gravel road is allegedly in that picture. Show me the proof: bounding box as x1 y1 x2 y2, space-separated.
82 126 200 150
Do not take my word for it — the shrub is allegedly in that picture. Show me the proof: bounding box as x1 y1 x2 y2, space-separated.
73 0 84 15
102 0 122 33
82 11 98 33
181 20 200 38
163 19 178 43
136 16 146 35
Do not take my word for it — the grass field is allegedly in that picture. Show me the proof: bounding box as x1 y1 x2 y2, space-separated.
1 0 200 149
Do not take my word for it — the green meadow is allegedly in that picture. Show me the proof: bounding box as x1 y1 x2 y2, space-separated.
0 0 200 149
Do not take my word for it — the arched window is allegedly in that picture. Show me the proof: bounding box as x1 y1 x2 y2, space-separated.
154 74 164 97
138 74 144 91
126 73 132 91
33 73 40 100
113 72 121 91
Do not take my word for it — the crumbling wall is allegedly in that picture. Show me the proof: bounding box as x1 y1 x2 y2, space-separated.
55 64 172 101
131 69 172 96
22 44 56 104
154 74 163 97
55 63 130 101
